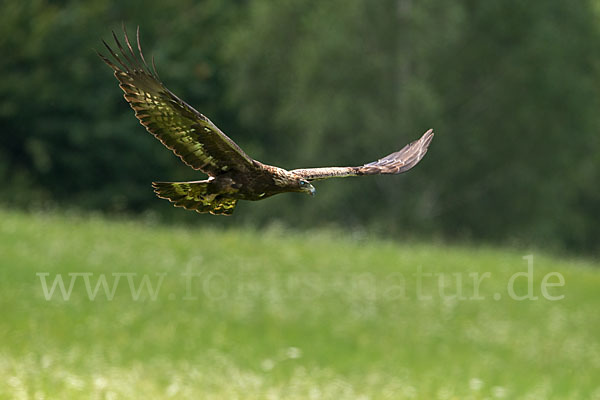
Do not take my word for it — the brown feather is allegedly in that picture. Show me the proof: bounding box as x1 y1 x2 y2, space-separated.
98 27 257 177
291 129 433 181
152 181 237 215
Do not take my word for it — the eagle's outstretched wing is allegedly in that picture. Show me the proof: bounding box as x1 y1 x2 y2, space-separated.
291 129 433 181
98 27 256 177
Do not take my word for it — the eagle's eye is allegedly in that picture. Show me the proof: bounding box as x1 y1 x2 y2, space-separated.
300 180 309 187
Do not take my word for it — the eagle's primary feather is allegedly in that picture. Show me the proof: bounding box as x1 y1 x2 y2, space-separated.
99 27 434 215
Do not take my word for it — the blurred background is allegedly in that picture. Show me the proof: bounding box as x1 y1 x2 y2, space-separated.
1 0 599 253
2 2 600 398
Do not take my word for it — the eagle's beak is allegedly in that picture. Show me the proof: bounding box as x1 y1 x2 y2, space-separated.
308 185 316 196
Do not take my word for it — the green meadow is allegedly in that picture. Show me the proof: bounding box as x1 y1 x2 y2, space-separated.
1 209 599 399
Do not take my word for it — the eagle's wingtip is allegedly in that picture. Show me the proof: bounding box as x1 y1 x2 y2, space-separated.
422 128 434 145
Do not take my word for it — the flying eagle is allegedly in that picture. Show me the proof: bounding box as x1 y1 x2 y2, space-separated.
98 28 434 215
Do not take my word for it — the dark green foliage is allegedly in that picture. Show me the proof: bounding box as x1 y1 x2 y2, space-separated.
224 0 600 252
0 0 247 211
1 0 599 253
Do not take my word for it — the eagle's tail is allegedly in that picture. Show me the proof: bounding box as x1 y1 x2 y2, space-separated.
152 180 238 215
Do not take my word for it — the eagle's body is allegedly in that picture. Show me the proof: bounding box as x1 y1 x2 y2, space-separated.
99 28 434 215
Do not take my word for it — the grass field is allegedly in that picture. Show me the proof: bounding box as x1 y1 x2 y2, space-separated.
0 209 599 399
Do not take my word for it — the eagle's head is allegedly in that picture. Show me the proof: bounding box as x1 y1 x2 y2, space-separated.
274 169 316 196
298 179 316 196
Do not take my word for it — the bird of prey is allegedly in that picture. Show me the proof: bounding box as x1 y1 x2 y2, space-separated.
98 27 434 215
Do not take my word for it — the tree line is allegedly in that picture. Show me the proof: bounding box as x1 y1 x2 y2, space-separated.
1 0 599 253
